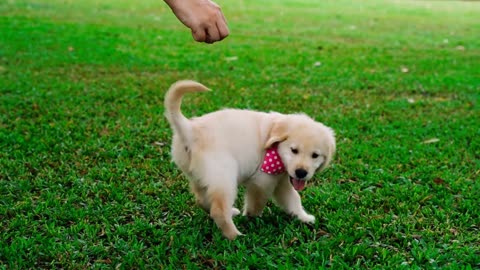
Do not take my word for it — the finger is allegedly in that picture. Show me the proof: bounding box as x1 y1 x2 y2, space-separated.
217 23 229 40
206 26 220 44
217 11 229 40
217 20 229 40
191 28 207 42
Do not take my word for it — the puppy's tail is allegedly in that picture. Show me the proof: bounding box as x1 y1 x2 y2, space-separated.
164 80 210 144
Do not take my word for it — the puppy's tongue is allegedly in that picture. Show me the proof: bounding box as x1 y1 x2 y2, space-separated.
292 178 306 191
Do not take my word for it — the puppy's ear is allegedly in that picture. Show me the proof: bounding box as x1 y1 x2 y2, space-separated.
265 119 289 149
318 127 336 171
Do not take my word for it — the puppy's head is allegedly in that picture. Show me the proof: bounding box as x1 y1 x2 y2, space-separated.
265 114 335 191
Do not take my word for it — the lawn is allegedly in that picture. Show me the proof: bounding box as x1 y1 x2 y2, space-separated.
1 0 479 268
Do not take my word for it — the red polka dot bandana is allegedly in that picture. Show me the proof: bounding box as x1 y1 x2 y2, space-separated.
261 145 285 175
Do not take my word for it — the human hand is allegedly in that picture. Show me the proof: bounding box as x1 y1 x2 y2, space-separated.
165 0 229 43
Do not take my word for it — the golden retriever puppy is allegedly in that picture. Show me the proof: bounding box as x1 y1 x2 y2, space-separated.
164 80 335 240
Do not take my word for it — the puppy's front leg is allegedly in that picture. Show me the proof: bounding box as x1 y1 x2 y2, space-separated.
243 183 269 217
273 178 315 223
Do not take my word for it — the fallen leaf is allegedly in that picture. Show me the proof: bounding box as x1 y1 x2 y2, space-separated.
401 67 409 73
225 56 238 61
433 97 450 102
25 162 38 175
100 127 109 136
95 258 112 264
420 195 433 203
449 228 458 235
339 179 356 184
433 177 445 185
407 98 415 104
422 138 440 144
288 237 299 246
315 229 329 237
351 194 360 201
412 234 422 240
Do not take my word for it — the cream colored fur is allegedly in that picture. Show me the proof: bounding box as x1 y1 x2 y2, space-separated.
164 80 336 240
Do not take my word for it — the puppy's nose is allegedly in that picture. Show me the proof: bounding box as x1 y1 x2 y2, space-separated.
295 169 308 179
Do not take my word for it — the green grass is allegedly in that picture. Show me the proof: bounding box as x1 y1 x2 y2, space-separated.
1 0 479 268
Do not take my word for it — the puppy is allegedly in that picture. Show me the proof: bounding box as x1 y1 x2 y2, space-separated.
164 80 335 240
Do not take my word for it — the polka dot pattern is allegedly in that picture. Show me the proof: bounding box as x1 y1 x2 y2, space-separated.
261 145 285 175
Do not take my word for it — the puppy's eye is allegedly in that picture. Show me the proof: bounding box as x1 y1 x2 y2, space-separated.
291 148 299 154
312 153 319 159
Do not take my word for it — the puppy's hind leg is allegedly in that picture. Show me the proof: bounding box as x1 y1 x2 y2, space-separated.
199 157 242 240
191 182 240 217
273 178 315 223
208 188 242 240
190 181 209 212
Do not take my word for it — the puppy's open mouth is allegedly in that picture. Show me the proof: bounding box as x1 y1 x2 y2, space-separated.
289 176 306 191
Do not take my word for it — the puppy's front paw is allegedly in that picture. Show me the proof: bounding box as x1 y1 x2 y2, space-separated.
298 213 315 224
231 208 241 217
